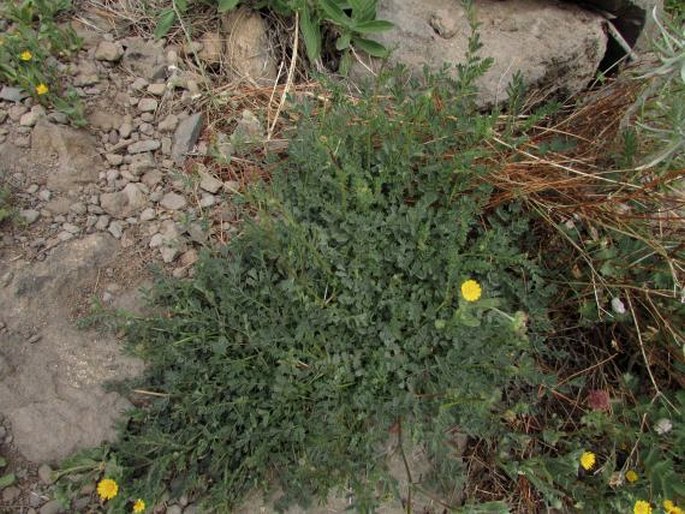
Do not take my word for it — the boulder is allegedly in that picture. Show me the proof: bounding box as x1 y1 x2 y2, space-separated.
221 8 278 84
353 0 608 105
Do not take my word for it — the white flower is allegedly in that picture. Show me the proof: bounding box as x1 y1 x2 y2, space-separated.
654 418 673 435
611 297 626 315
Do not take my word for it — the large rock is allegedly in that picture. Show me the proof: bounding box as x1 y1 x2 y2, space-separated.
221 8 278 84
354 0 608 105
31 121 104 192
0 234 143 463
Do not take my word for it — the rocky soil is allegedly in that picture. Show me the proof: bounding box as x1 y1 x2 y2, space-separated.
0 11 251 514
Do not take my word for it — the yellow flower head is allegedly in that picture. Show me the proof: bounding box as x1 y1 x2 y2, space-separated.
664 500 684 514
20 50 33 61
633 500 652 514
625 469 638 483
97 478 119 501
460 279 482 302
579 451 596 471
133 498 146 513
35 83 49 96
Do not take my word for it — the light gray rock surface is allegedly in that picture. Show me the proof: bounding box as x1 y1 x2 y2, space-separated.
355 0 609 105
31 121 104 192
0 234 143 463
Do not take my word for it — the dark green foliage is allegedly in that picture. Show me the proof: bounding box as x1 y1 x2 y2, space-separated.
113 55 552 510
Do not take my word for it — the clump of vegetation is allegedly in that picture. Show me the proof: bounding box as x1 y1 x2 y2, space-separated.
0 0 84 124
53 3 683 514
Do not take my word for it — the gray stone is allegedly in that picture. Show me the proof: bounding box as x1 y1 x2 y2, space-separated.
100 183 148 219
158 114 179 132
20 209 40 224
108 220 124 239
105 153 124 166
160 192 186 211
38 190 52 202
47 112 68 124
140 207 156 221
128 140 160 154
9 105 28 121
138 98 158 112
119 121 134 139
0 110 7 124
141 169 163 188
354 0 608 106
95 215 110 230
38 463 54 484
199 194 216 208
160 245 179 263
20 106 45 127
131 77 149 91
129 152 156 175
0 86 27 103
57 231 74 242
161 137 172 155
147 83 167 96
166 506 183 514
39 499 64 514
172 112 203 161
94 40 124 62
199 171 223 193
139 122 155 136
69 202 87 215
32 121 104 192
2 486 20 502
221 8 277 84
62 223 80 235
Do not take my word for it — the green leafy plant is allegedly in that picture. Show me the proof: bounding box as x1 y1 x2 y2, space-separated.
154 0 393 70
0 0 84 124
0 456 16 489
61 13 558 512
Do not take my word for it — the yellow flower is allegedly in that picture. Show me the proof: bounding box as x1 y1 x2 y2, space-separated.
625 469 638 483
96 478 119 501
133 498 146 513
633 500 652 514
460 279 482 302
35 83 49 96
664 500 684 514
20 50 33 61
579 451 596 471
